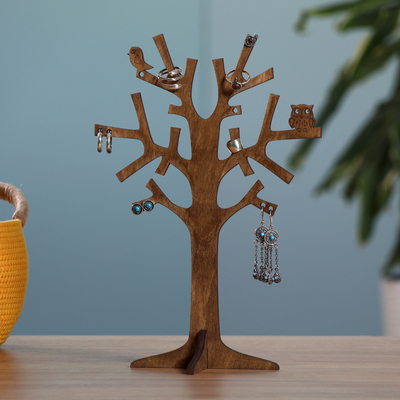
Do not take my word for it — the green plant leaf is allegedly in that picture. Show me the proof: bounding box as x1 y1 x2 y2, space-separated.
315 94 400 245
337 10 381 31
296 0 400 31
382 223 400 276
292 0 400 274
290 8 400 169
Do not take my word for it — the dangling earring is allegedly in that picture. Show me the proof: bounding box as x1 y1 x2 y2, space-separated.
253 206 266 282
253 205 281 284
267 208 281 284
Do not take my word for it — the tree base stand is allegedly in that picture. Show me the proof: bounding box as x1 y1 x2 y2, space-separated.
131 330 279 375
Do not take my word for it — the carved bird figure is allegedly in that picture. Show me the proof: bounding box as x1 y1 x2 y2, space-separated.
289 104 316 132
128 47 153 71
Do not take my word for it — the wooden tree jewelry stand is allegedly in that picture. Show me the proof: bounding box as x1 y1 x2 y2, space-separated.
95 34 321 375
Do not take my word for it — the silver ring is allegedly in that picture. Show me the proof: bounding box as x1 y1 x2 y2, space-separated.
97 129 103 153
226 138 243 153
244 34 258 47
158 82 181 91
158 68 182 82
159 67 182 79
106 129 112 154
225 70 250 90
157 67 183 90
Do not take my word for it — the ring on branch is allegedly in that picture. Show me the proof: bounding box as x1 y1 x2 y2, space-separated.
225 70 250 90
226 138 243 153
157 66 183 90
244 34 258 47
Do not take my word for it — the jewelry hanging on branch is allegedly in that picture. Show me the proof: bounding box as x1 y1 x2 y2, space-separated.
253 205 281 285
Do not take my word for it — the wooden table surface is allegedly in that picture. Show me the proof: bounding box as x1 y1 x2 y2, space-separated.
0 336 399 399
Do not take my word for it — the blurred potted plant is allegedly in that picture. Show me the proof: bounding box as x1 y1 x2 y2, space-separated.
291 0 400 335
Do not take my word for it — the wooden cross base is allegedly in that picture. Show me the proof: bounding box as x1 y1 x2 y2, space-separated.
131 330 279 375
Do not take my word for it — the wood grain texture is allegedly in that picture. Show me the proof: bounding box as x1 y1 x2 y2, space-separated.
1 336 400 400
95 34 322 373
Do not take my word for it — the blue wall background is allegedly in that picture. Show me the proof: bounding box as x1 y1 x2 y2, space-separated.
0 0 397 335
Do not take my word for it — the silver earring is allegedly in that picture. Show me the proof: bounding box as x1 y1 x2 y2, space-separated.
97 128 103 152
106 129 112 154
132 200 154 215
131 203 143 215
253 206 281 284
142 200 154 212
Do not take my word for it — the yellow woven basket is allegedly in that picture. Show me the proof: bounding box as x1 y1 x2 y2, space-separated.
0 182 29 346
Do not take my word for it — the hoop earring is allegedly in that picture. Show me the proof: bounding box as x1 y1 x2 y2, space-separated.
106 129 112 154
97 128 103 152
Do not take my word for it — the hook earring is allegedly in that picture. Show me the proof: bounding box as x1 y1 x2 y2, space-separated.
253 205 281 284
266 207 281 284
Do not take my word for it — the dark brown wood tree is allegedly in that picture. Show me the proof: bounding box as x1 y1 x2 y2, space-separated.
95 34 321 374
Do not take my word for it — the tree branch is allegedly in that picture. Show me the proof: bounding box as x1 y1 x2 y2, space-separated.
222 128 254 177
212 58 243 119
112 93 160 182
259 94 322 142
221 35 274 97
234 41 254 78
130 35 198 103
250 155 294 184
153 34 175 72
220 180 277 224
234 94 322 184
116 154 159 183
155 127 190 178
96 94 187 182
144 179 188 221
212 58 274 121
237 68 274 94
95 93 151 141
168 58 199 119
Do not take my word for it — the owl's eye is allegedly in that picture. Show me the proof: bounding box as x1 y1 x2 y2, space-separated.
295 108 299 114
305 108 310 114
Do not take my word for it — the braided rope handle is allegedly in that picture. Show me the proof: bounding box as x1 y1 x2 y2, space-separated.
0 182 29 227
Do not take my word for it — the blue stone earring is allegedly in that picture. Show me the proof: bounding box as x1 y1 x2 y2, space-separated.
132 203 143 215
131 200 154 215
253 206 281 284
142 200 154 212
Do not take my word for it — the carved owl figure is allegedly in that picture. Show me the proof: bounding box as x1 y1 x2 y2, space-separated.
289 104 316 132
